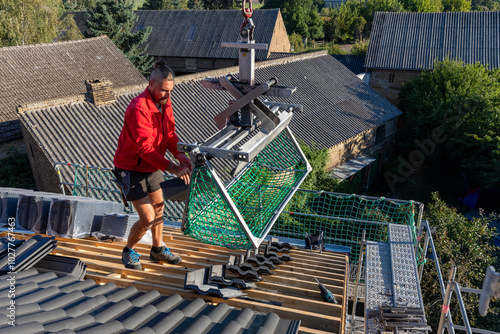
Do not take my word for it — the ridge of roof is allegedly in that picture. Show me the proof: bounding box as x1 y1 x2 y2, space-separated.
134 8 280 13
0 35 108 52
175 50 329 83
17 84 146 113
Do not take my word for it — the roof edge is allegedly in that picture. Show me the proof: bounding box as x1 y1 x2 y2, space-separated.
0 35 108 52
176 50 329 82
17 83 146 113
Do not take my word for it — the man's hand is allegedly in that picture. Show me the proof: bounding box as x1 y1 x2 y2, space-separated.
176 153 193 171
165 162 191 184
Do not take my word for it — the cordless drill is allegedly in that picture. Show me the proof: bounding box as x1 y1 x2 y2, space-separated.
314 277 338 304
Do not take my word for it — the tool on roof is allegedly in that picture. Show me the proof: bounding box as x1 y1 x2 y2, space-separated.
178 4 311 251
314 277 338 304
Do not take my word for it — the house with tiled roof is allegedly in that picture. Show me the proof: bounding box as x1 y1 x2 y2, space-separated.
365 11 500 105
0 36 147 156
68 9 290 75
19 50 401 193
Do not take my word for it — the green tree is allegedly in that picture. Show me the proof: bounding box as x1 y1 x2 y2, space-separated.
140 0 190 10
420 192 499 330
323 1 366 42
202 0 237 9
362 0 405 33
288 32 304 52
0 147 36 189
399 59 500 187
263 0 324 40
472 0 500 10
442 0 471 10
62 0 95 10
86 0 153 75
56 14 85 41
0 0 63 47
187 0 205 9
401 0 443 11
350 38 369 55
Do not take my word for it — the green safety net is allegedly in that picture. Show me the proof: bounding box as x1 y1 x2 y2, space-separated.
64 157 420 259
271 191 418 263
183 130 309 249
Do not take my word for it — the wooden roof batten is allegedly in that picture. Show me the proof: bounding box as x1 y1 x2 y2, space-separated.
5 227 349 334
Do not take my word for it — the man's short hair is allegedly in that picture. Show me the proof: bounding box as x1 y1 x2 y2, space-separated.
150 60 175 82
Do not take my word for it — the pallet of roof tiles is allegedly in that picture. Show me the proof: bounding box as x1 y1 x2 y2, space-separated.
227 254 274 277
0 187 34 226
208 264 257 289
47 196 124 239
184 267 245 299
0 268 300 334
0 235 56 274
34 254 87 281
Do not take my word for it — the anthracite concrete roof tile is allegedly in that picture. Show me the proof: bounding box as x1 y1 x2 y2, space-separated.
0 267 301 333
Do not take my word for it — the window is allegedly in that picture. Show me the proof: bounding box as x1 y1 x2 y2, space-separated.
389 73 395 83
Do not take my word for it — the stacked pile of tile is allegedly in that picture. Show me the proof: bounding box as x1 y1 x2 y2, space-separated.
34 254 87 281
0 268 300 333
100 213 140 239
0 188 34 227
0 187 124 238
0 235 56 274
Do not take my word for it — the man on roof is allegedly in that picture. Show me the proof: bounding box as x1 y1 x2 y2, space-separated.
113 60 192 270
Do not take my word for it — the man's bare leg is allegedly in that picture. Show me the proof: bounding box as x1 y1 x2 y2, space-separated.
148 189 165 248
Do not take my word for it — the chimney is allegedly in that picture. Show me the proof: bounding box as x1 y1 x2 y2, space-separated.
85 79 115 106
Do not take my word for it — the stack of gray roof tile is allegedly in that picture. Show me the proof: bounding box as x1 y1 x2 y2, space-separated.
0 268 300 333
0 235 56 274
0 187 124 238
0 188 34 226
184 267 246 299
34 254 87 281
47 197 123 239
99 213 140 239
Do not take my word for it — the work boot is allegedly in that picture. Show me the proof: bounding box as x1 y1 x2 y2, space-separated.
122 248 142 270
150 246 182 264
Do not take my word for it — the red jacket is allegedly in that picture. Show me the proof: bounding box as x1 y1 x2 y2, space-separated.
113 87 181 173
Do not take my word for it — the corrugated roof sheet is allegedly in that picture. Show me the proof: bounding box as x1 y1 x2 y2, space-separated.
134 9 281 60
332 55 366 74
0 36 147 141
365 11 500 70
18 52 401 177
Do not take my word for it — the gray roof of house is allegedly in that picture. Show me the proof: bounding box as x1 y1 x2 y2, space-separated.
0 36 147 142
332 55 366 74
134 9 281 60
0 268 299 333
18 51 401 179
365 11 500 70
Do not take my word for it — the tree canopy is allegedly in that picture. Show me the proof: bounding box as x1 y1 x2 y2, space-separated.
399 59 500 187
0 0 63 47
86 0 153 75
421 192 499 330
202 0 237 9
263 0 324 40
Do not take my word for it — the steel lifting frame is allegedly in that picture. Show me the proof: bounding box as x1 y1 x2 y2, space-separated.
178 7 311 250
